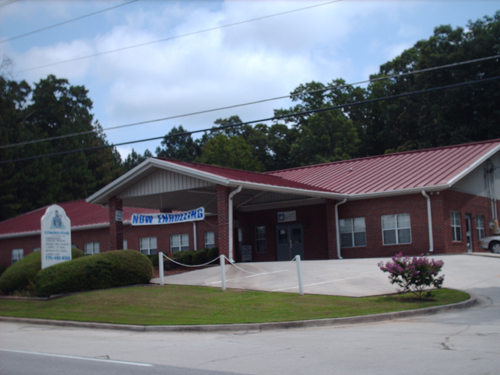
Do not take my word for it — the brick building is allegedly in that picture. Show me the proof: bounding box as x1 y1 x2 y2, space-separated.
2 139 500 266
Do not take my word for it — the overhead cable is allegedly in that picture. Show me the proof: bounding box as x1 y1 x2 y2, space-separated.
0 0 18 8
14 0 342 73
0 0 138 44
1 75 499 165
2 54 499 150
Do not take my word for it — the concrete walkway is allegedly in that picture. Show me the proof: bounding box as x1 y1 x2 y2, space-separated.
151 253 500 297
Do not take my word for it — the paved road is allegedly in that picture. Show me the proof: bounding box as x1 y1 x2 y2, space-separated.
1 254 499 374
0 349 245 375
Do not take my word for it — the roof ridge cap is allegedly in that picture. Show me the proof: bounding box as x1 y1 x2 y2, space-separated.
155 157 285 179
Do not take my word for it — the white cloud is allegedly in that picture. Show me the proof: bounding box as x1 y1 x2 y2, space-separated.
4 0 497 157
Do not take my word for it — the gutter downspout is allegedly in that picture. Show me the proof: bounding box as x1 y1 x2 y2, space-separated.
228 186 243 262
421 190 434 253
193 222 197 251
335 198 347 260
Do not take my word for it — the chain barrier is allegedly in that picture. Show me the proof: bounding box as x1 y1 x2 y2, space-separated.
161 252 221 268
226 256 296 275
158 253 304 295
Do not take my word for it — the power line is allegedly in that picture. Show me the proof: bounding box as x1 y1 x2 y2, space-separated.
0 0 138 44
0 0 18 8
1 75 499 165
2 54 499 150
14 0 342 73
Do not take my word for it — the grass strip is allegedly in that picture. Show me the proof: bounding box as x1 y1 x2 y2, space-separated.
0 285 469 326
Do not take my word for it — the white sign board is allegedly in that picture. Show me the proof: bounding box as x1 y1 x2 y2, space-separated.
115 210 123 222
278 210 296 223
131 207 205 226
41 205 72 269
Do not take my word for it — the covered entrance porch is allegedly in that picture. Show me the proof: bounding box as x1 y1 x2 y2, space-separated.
86 158 346 261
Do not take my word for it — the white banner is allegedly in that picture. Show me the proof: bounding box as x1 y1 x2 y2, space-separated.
41 205 72 269
131 207 205 226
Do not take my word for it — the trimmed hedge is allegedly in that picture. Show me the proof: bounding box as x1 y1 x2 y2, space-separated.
147 254 160 267
0 265 8 277
192 249 208 265
35 250 153 297
178 250 194 265
207 247 219 262
171 247 219 266
0 248 84 295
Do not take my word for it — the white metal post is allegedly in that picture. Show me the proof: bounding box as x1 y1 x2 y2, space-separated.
295 255 304 296
159 252 164 286
220 255 226 292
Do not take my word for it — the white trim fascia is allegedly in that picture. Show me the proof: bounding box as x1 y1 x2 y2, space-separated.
228 180 346 200
87 158 230 204
346 185 449 200
0 231 40 239
151 159 230 186
447 144 500 187
86 159 156 203
238 198 325 212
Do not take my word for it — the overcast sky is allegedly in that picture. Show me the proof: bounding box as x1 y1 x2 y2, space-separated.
1 0 499 160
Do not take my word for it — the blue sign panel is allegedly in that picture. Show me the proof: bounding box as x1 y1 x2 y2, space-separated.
131 207 205 226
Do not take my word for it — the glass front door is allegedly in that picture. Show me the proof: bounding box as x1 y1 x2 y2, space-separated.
276 224 304 261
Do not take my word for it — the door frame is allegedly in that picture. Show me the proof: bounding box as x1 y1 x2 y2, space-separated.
275 223 304 261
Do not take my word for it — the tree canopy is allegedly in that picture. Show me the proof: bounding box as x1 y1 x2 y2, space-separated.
0 75 123 221
2 12 500 221
135 12 500 171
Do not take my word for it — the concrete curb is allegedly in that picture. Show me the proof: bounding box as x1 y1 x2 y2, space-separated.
0 295 477 333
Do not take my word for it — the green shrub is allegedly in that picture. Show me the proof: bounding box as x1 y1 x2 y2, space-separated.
207 247 219 262
147 254 160 267
0 248 84 295
0 265 9 277
175 250 194 265
192 249 208 265
35 250 153 297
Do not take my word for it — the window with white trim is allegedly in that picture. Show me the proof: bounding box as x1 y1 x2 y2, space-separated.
123 239 128 250
476 215 485 241
11 249 23 264
382 213 411 245
140 237 157 255
340 218 366 248
170 234 188 253
84 242 100 255
204 231 215 249
451 211 462 242
255 226 266 253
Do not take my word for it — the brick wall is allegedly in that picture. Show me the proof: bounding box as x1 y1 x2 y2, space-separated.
123 216 219 254
338 194 430 258
440 189 494 253
2 189 497 267
338 190 496 258
236 202 328 262
217 185 231 260
108 196 123 250
0 216 220 267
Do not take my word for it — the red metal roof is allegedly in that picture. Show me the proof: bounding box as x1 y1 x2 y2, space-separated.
5 139 500 236
0 200 158 236
267 139 500 195
156 158 334 193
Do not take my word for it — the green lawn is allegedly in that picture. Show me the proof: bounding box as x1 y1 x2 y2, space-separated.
0 285 469 326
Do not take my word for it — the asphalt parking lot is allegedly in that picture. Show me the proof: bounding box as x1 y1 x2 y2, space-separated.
151 252 500 297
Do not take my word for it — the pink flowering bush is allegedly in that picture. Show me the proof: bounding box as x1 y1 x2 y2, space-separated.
378 253 444 299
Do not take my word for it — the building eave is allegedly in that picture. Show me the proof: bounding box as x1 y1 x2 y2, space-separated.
346 185 449 200
87 158 230 205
